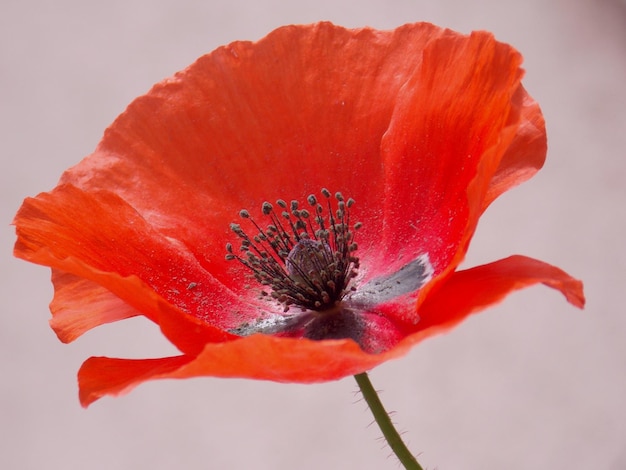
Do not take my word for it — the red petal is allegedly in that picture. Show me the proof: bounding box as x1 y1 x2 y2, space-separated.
78 355 194 407
78 335 410 407
484 88 547 209
14 185 240 350
415 255 585 335
50 270 140 342
380 31 525 279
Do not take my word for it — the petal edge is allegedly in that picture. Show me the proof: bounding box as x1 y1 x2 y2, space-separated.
416 255 585 335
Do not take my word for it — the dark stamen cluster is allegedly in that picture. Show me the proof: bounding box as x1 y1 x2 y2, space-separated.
226 189 361 312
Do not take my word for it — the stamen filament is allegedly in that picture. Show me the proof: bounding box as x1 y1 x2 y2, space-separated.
226 189 361 312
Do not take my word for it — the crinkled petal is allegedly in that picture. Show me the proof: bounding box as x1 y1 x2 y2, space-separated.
50 270 140 343
379 31 525 282
377 31 543 328
78 355 194 407
415 255 585 335
484 88 547 209
78 335 410 407
14 185 242 349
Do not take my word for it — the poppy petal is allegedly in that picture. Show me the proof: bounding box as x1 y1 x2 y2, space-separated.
78 355 195 407
77 335 411 407
379 31 525 282
416 255 585 335
50 270 140 343
13 185 242 350
484 88 547 209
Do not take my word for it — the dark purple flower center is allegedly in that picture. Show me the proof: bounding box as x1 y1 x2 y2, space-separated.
226 189 361 312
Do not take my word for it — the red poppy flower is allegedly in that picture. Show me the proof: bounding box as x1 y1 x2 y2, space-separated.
14 22 584 407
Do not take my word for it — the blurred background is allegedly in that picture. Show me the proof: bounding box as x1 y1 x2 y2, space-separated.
1 0 624 468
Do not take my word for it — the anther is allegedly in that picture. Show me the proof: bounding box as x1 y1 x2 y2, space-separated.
226 188 362 312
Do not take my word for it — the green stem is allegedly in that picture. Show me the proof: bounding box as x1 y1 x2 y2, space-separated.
354 372 424 470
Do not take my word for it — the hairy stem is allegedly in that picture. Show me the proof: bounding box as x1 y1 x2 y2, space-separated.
354 372 424 470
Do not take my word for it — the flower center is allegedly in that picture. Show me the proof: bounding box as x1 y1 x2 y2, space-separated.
226 189 361 312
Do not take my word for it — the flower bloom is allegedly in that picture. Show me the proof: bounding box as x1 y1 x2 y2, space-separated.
14 22 584 407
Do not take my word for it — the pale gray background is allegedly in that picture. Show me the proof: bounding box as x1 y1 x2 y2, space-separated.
1 0 624 469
